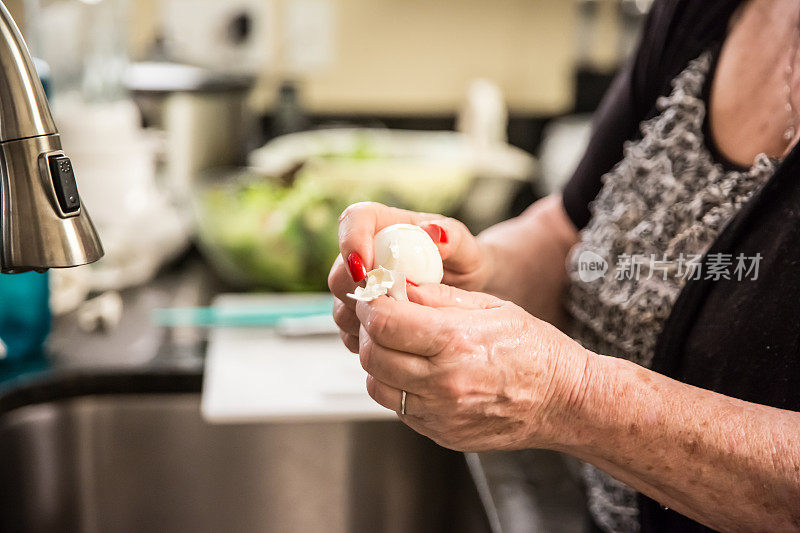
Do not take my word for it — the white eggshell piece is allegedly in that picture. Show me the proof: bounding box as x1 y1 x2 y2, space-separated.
373 224 444 285
347 267 408 302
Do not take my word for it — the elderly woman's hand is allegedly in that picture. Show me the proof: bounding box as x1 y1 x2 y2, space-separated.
329 202 491 353
355 282 590 452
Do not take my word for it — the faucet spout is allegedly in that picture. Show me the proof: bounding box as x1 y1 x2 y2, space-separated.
0 1 57 142
0 1 104 273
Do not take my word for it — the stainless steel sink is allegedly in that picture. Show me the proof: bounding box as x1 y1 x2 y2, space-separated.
0 394 491 533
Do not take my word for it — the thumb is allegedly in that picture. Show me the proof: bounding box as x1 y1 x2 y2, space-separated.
418 219 482 276
406 283 504 310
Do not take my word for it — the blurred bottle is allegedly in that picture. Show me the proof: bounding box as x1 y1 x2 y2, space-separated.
273 81 310 138
24 0 128 102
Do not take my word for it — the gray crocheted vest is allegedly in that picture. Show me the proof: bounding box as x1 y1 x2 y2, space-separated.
565 51 776 533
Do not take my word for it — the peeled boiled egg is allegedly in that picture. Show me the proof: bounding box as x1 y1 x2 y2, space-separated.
347 223 444 303
373 224 444 285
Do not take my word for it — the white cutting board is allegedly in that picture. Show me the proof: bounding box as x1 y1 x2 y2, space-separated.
201 293 396 423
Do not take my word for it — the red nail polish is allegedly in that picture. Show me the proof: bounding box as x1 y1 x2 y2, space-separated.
421 223 448 244
406 279 419 287
347 252 367 283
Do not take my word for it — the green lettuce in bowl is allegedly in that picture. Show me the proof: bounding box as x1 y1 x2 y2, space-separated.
194 158 471 291
195 171 357 291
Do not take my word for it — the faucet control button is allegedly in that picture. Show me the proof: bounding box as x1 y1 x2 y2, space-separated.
47 155 81 214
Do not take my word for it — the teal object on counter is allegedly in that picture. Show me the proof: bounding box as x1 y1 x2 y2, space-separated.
153 297 334 328
0 272 50 379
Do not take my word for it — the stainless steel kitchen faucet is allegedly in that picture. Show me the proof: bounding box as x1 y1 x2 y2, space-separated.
0 1 103 273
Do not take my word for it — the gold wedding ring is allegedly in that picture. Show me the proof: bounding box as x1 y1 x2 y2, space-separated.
401 390 407 415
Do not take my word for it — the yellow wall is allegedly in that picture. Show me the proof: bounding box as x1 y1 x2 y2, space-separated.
264 0 579 115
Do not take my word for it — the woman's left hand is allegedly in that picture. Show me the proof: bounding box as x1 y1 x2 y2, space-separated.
355 283 590 452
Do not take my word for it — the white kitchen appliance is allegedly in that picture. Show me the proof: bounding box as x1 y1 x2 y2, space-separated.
159 0 273 74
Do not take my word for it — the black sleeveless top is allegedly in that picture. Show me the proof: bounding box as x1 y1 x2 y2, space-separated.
561 1 800 531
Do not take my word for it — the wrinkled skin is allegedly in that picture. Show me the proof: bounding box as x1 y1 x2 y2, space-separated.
355 283 589 452
328 200 586 451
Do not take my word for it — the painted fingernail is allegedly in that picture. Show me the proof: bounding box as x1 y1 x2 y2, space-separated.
347 252 367 283
421 223 448 244
406 279 419 287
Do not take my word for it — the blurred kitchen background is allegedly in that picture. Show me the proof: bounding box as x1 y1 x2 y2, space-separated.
3 0 653 300
0 1 652 532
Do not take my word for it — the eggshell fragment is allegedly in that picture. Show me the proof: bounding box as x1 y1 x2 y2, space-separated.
348 267 408 302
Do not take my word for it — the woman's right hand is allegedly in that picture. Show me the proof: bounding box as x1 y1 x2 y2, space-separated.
328 202 491 353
